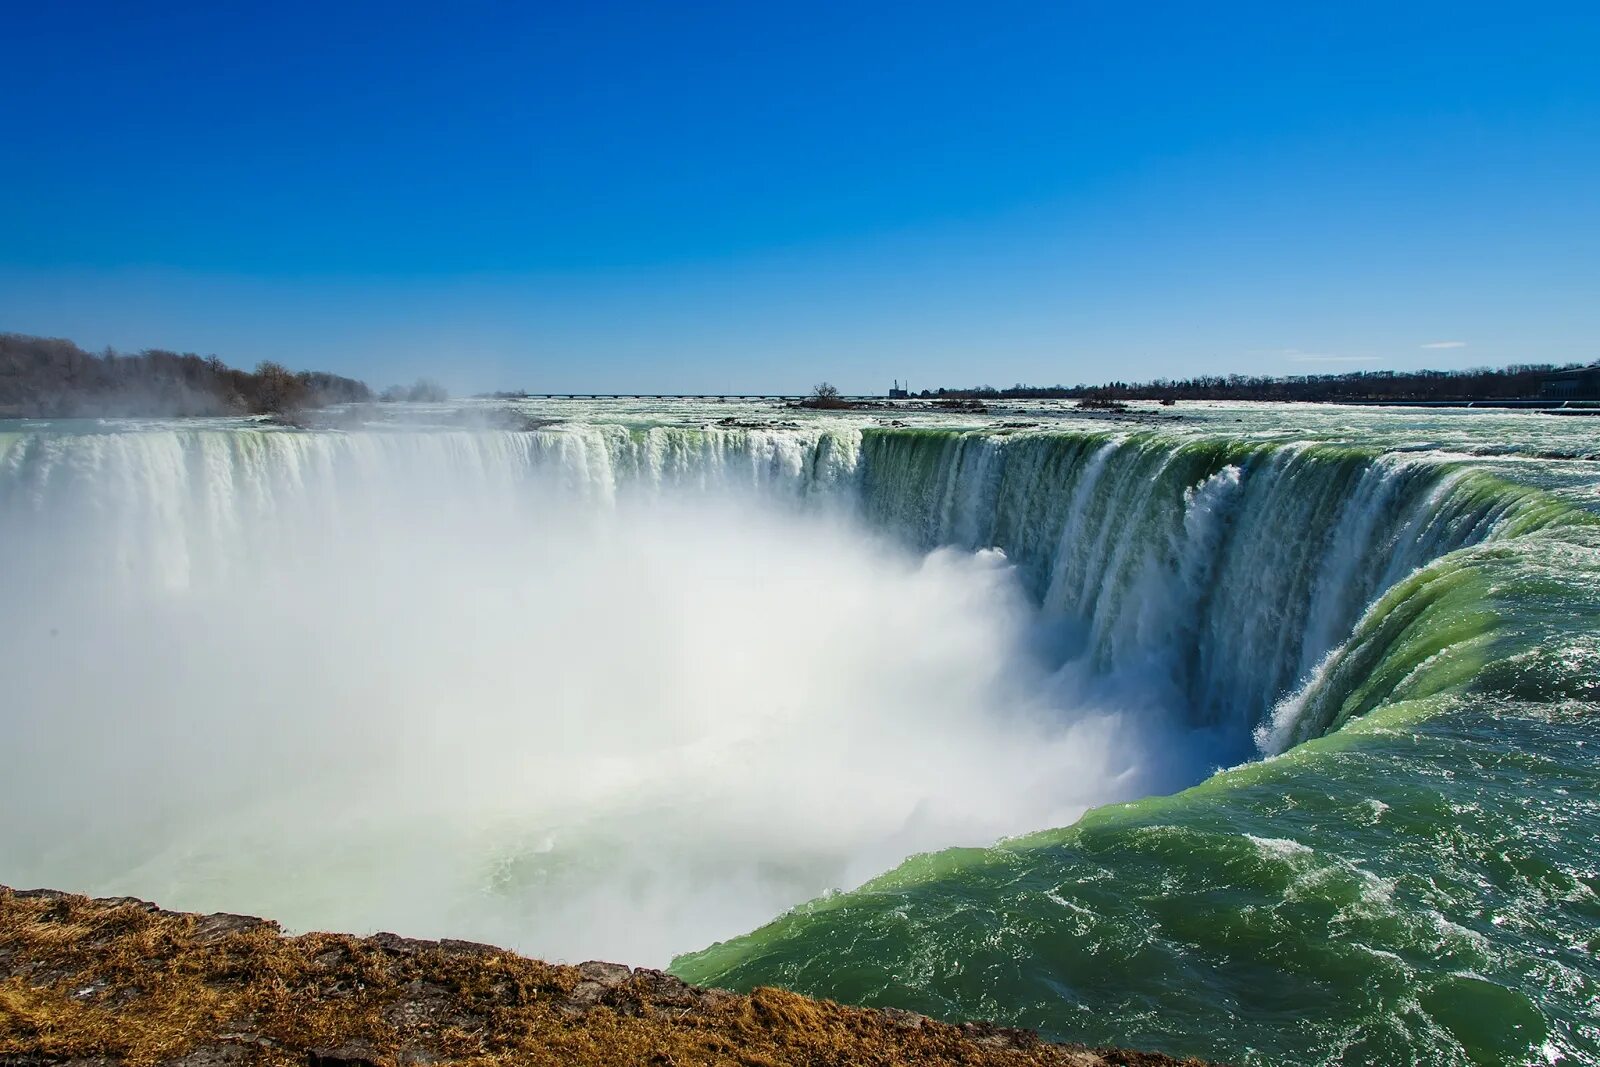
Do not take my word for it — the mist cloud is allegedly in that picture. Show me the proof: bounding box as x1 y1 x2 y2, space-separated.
0 432 1207 964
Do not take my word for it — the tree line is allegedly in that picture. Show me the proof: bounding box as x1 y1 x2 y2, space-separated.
919 362 1597 402
0 332 445 417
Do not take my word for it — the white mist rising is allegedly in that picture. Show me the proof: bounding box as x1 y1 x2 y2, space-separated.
0 429 1205 965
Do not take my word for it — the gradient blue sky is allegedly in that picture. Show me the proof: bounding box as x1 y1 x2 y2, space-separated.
3 1 1597 393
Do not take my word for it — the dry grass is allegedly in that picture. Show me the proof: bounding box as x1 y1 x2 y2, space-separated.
0 887 1212 1067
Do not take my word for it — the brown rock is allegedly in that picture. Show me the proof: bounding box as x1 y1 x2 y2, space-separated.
0 885 1222 1067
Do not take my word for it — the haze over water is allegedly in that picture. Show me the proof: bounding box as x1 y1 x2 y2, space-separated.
3 399 1598 1065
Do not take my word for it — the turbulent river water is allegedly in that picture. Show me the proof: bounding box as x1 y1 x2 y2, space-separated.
2 399 1597 1066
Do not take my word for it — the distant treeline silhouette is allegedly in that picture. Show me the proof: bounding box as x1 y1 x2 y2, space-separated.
920 362 1598 402
0 332 374 417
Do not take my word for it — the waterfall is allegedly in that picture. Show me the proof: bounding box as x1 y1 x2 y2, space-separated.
668 433 1600 1067
5 417 1597 1053
853 429 1582 738
1 423 1581 749
0 425 859 596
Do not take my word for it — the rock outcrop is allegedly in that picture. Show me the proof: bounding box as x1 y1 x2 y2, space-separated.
0 887 1214 1066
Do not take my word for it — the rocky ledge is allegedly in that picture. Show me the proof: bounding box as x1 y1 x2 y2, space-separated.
0 887 1213 1067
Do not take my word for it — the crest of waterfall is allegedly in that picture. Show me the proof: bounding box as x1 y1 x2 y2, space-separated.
1 422 1583 749
0 425 861 594
852 429 1585 740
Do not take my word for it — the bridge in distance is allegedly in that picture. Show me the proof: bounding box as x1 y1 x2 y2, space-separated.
503 394 882 401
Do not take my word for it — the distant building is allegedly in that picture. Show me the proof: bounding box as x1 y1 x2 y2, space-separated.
1542 362 1600 399
888 379 910 399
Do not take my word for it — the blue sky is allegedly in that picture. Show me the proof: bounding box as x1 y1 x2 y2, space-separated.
2 1 1597 393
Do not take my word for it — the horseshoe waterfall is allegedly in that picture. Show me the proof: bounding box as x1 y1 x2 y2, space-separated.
2 406 1597 1067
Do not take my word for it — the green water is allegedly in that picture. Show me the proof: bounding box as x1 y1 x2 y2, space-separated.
670 426 1600 1067
679 691 1599 1064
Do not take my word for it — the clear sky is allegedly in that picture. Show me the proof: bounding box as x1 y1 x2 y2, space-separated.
3 1 1597 393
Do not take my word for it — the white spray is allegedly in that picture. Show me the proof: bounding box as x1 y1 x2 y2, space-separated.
0 427 1206 965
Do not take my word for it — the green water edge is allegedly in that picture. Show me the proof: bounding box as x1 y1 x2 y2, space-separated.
673 521 1600 1066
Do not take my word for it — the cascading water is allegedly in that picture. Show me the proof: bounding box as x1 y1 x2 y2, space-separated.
2 410 1597 1067
852 429 1581 742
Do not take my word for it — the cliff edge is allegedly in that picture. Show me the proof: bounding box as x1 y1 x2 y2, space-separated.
0 887 1214 1067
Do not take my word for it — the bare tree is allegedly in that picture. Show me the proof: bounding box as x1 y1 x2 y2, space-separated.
802 381 852 410
253 361 307 413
